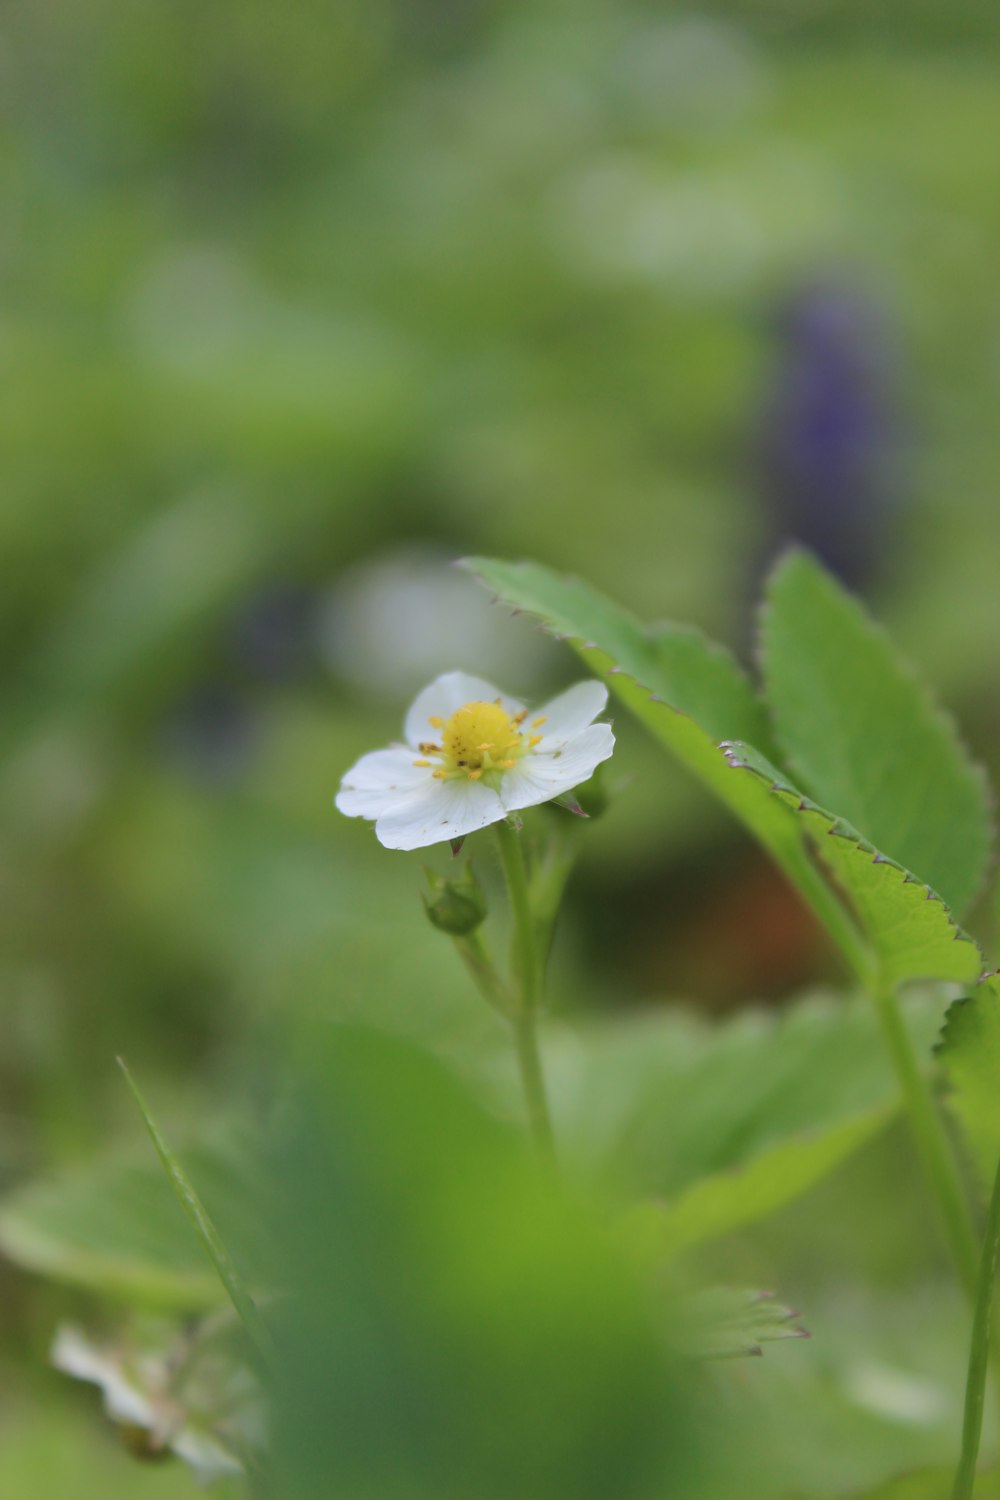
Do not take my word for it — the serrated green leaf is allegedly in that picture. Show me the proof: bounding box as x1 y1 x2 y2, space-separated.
0 1130 263 1310
761 550 992 917
722 742 982 990
678 1286 808 1360
939 975 1000 1190
466 556 772 744
465 557 982 989
723 741 982 990
463 558 868 972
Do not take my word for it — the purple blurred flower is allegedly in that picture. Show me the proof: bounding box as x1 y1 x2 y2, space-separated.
754 279 903 591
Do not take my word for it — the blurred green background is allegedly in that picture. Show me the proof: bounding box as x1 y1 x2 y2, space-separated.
4 1 1000 1493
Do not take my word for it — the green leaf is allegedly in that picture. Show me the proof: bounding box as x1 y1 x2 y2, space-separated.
0 1129 264 1310
463 558 868 972
677 1286 808 1360
554 993 936 1189
466 556 772 745
539 989 949 1255
652 1110 888 1258
939 974 1000 1190
723 742 983 990
761 549 992 917
465 557 983 988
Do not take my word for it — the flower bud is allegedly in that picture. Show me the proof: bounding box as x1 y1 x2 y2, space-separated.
422 863 487 936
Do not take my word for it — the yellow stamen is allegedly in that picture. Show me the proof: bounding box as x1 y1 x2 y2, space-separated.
413 759 433 768
532 715 547 728
428 715 444 728
430 699 534 782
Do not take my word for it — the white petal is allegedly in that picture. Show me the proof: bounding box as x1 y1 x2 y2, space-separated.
533 680 609 749
374 776 506 851
403 671 524 750
500 724 615 812
171 1429 245 1480
335 746 430 818
52 1326 156 1431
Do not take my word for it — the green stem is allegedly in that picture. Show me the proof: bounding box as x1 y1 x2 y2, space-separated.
513 1009 556 1164
872 986 979 1301
453 929 514 1019
495 819 540 1010
783 843 974 1278
785 855 983 1301
494 819 555 1162
952 1155 1000 1500
796 870 980 1295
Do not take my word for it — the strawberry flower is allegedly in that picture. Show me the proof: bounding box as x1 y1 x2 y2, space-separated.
336 671 614 850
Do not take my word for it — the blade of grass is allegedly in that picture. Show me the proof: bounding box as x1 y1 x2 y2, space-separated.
117 1056 273 1371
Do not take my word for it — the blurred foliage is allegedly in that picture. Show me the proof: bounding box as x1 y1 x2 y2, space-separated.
269 1025 702 1500
4 0 1000 1494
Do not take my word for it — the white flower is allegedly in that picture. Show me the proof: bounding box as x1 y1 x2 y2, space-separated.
336 671 615 850
52 1323 256 1481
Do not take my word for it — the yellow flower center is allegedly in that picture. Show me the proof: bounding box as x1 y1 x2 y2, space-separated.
442 700 523 772
414 699 545 781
